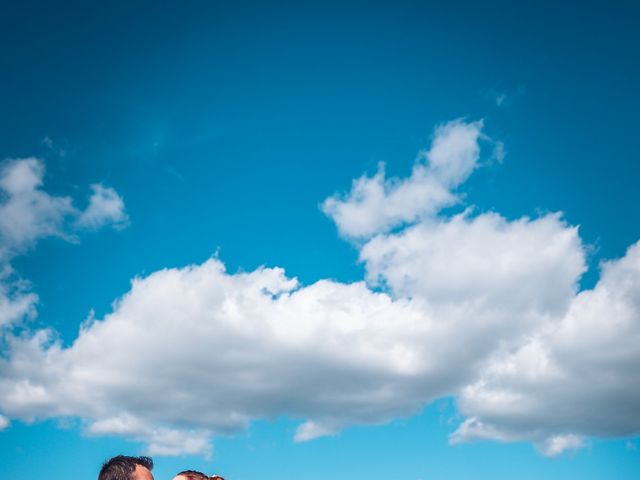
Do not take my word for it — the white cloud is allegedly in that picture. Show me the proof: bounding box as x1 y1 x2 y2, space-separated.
420 119 483 186
449 419 585 457
0 158 75 260
492 141 505 163
0 261 450 455
144 428 212 458
77 184 129 230
0 413 9 431
538 435 584 457
0 248 574 455
0 158 129 328
294 420 340 442
495 93 508 107
360 211 584 313
42 136 67 157
321 119 483 239
0 121 638 458
0 210 590 456
87 414 212 458
452 240 640 455
0 265 38 328
0 158 74 328
0 158 129 258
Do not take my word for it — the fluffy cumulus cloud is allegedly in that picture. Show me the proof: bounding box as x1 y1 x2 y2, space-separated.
0 261 450 454
360 211 584 312
0 251 581 456
321 119 484 239
0 157 128 328
451 240 640 455
0 122 638 457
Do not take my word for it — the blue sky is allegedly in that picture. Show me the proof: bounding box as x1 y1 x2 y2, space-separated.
1 1 639 478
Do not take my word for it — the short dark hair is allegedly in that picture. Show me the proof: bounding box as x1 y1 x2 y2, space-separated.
98 455 153 480
177 470 224 480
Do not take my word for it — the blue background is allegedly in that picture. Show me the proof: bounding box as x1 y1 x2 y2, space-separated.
1 1 638 478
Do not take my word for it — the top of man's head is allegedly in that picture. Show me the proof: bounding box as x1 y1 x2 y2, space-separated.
174 470 225 480
98 455 154 480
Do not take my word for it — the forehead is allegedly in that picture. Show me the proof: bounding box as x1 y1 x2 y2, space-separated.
133 465 154 480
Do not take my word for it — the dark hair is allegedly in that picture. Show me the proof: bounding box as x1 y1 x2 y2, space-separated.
176 470 224 480
98 455 154 480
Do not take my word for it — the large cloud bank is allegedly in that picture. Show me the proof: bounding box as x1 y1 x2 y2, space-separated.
0 121 638 457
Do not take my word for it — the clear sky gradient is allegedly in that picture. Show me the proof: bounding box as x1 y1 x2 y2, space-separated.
0 1 639 479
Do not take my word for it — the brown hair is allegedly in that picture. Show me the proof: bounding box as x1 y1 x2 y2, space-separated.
176 470 224 480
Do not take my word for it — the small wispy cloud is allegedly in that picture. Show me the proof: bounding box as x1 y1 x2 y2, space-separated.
486 85 526 108
77 184 129 231
42 136 67 157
